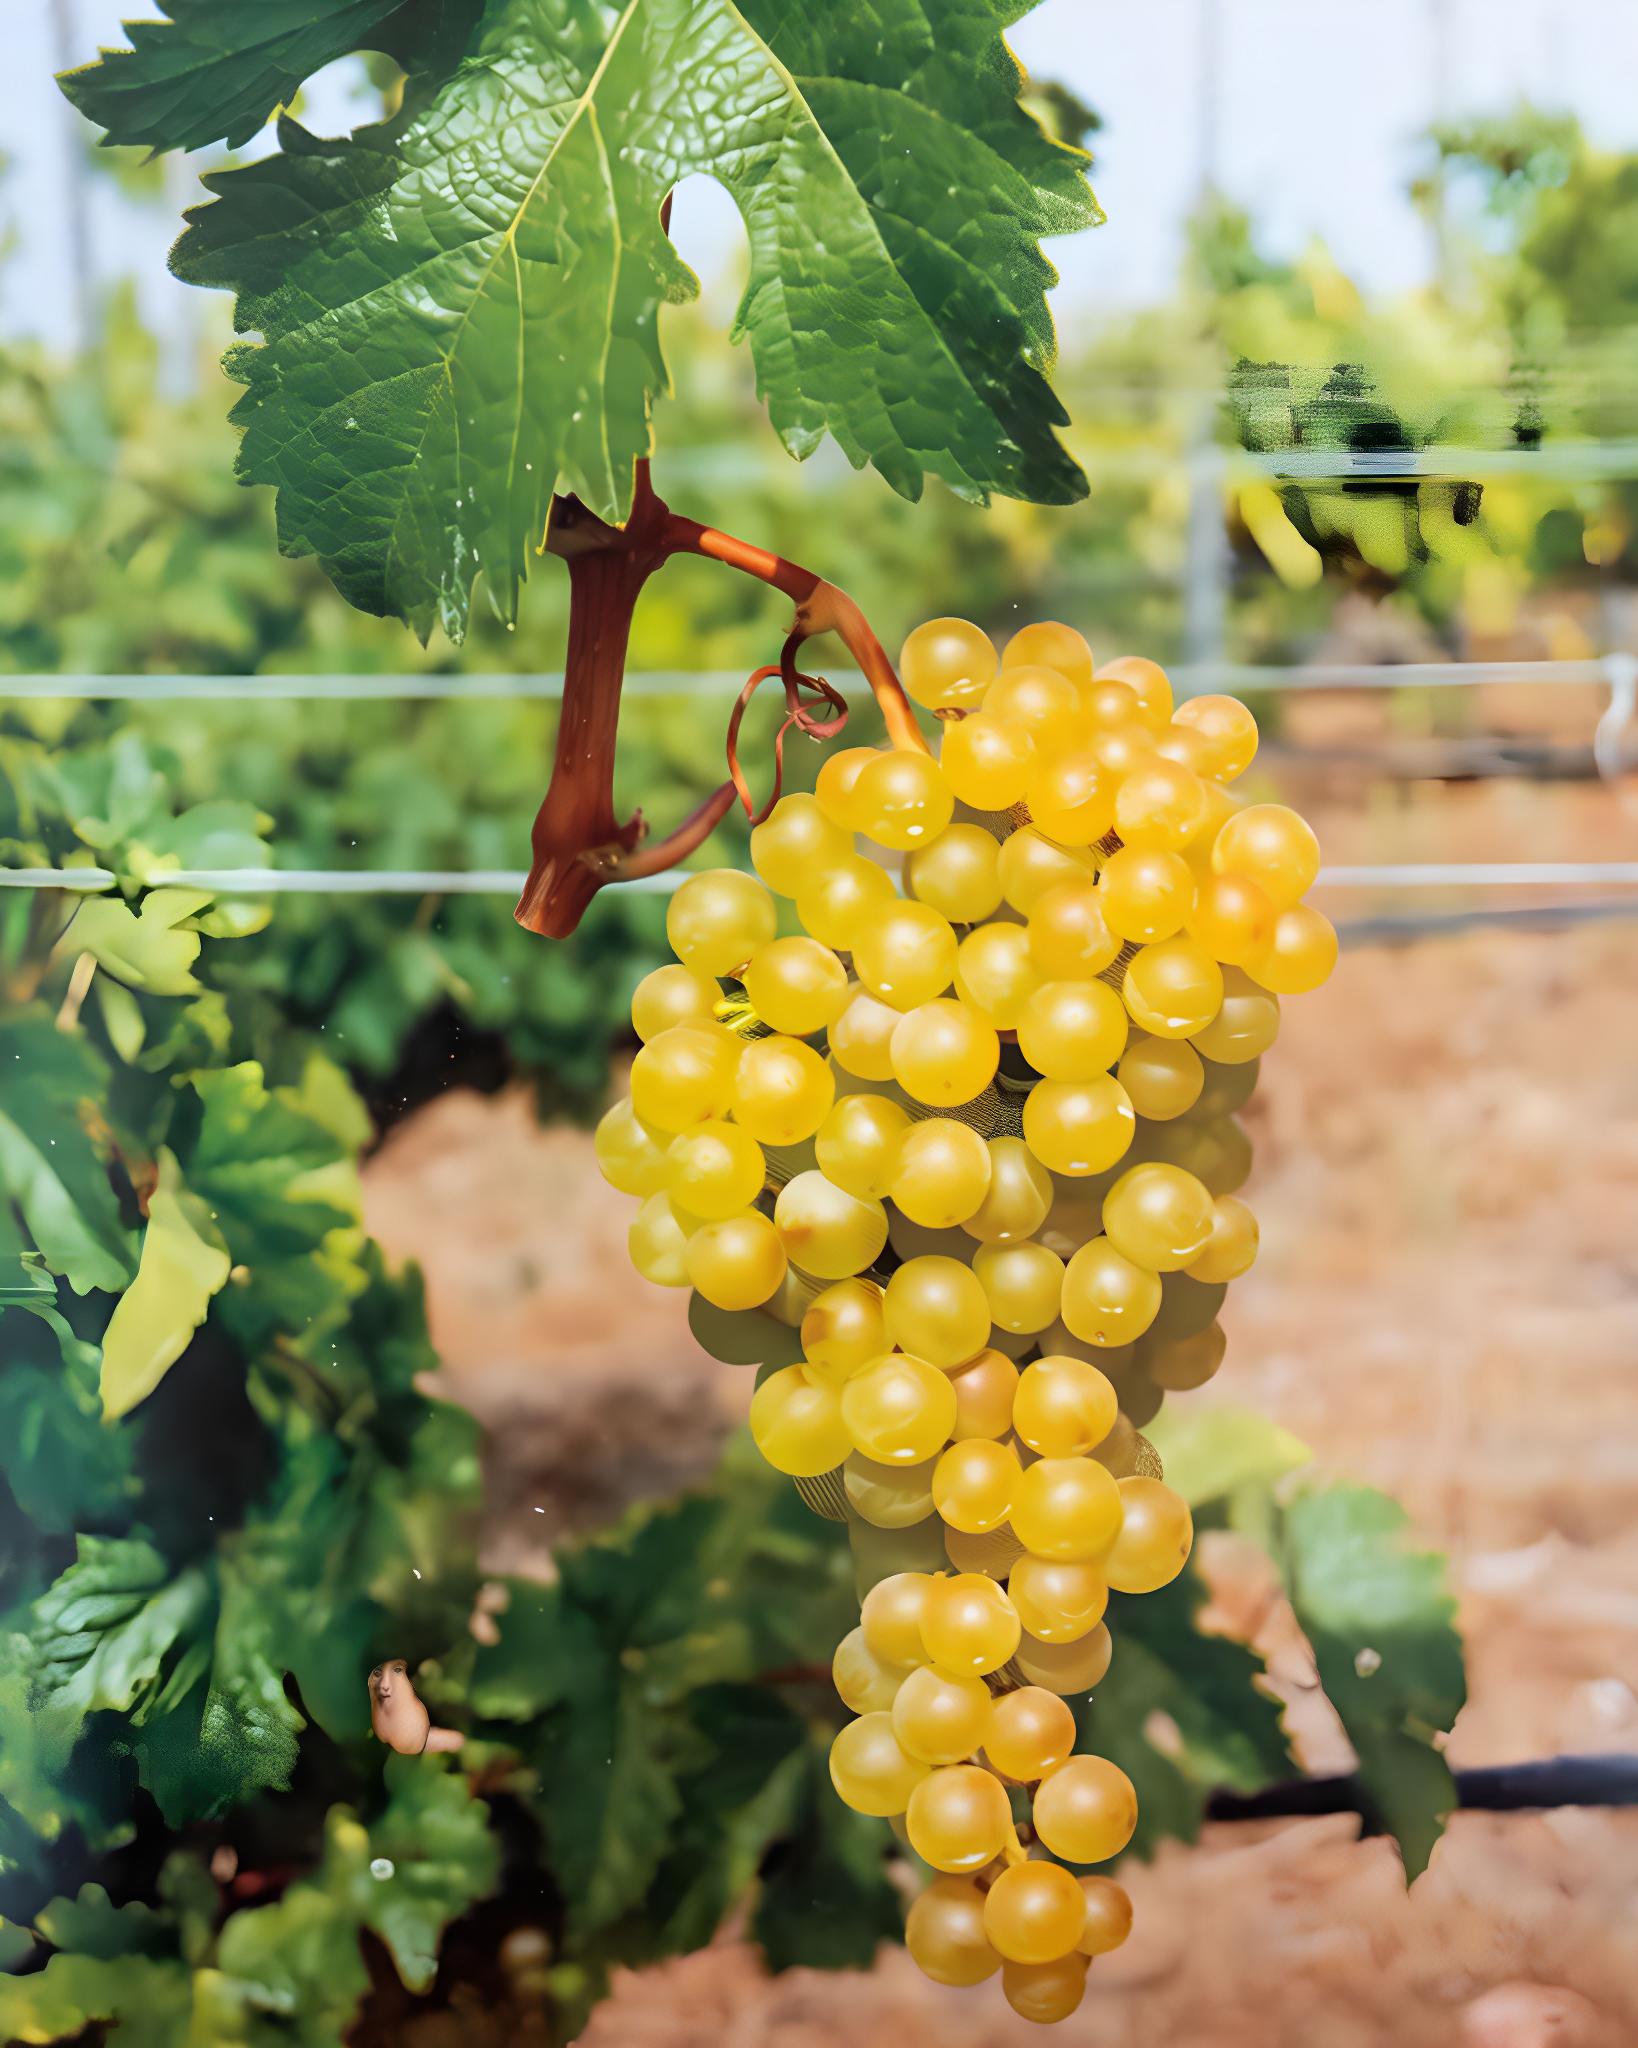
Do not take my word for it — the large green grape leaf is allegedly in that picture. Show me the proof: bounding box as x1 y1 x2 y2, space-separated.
1284 1486 1465 1879
168 0 1097 640
59 0 489 154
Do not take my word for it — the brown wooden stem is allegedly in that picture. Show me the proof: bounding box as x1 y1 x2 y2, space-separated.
514 460 926 938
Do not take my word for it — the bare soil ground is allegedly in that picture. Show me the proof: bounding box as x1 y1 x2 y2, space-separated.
361 776 1638 2047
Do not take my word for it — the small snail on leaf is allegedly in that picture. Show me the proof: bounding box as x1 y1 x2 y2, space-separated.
368 1659 465 1755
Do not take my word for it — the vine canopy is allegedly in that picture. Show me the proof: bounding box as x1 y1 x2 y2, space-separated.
62 0 1102 642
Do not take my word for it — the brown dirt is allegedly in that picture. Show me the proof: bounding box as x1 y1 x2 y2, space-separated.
359 775 1638 2045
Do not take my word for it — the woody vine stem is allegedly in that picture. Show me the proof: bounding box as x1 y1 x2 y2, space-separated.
514 459 928 940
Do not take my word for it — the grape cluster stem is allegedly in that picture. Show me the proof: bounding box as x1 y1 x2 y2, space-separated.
514 461 926 938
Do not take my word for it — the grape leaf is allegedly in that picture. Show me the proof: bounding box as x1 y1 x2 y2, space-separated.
59 0 489 154
0 1019 132 1296
1284 1486 1465 1879
0 1951 193 2048
61 889 216 997
168 0 1096 640
99 1148 233 1422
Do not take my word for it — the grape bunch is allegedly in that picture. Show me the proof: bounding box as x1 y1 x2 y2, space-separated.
594 618 1335 2023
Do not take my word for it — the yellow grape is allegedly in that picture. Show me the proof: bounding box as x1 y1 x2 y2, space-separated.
629 1024 739 1133
1187 870 1276 966
1010 1555 1110 1642
1246 903 1338 995
774 1169 887 1279
1088 720 1158 781
814 745 879 832
901 617 1000 711
1142 1320 1226 1391
1097 844 1194 944
845 1449 939 1528
1003 620 1095 692
907 1764 1013 1872
1190 964 1279 1063
982 1859 1087 1966
1095 654 1174 729
1186 1194 1258 1283
893 1117 993 1227
986 1686 1077 1781
687 1209 787 1310
829 1712 930 1816
962 1137 1054 1244
1030 1755 1138 1863
815 1093 910 1200
998 829 1098 916
1113 756 1208 852
1082 678 1146 733
630 963 720 1042
948 1348 1020 1441
1014 1623 1113 1696
628 1192 691 1286
1180 774 1244 872
854 748 955 851
842 1353 959 1464
986 664 1083 754
1077 1875 1134 1956
664 1120 766 1220
1173 692 1260 780
893 1666 995 1767
1118 1034 1204 1120
1025 752 1115 847
953 921 1042 1029
891 999 1000 1108
1103 1162 1214 1271
1027 881 1121 981
594 1096 672 1197
733 1035 835 1144
795 855 896 951
1195 1052 1260 1117
748 1362 850 1475
802 1275 889 1386
884 1254 992 1369
666 868 777 977
827 982 903 1079
906 824 1003 923
1142 1111 1252 1199
972 1241 1064 1335
1036 1185 1106 1259
1211 802 1320 908
1060 1238 1162 1346
750 792 854 897
742 936 850 1037
1021 1075 1136 1177
905 1877 1003 1987
921 1571 1022 1676
1017 978 1128 1082
833 1625 913 1714
852 899 958 1012
1012 1456 1123 1562
939 713 1037 810
1013 1354 1118 1458
1002 1954 1089 2024
1107 1477 1193 1593
932 1436 1021 1533
1155 720 1218 778
861 1571 938 1666
1123 936 1224 1039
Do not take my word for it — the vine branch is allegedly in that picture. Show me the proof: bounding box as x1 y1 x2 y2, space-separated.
513 461 926 939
